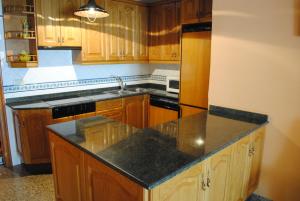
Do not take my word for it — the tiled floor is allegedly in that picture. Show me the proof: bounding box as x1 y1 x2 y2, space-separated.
0 166 55 201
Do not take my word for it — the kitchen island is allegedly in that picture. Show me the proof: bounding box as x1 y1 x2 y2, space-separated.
47 111 267 201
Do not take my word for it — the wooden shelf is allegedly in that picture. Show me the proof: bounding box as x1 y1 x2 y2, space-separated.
7 55 38 68
5 31 36 40
4 5 35 16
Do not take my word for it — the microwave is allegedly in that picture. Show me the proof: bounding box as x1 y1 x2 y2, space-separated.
166 76 180 93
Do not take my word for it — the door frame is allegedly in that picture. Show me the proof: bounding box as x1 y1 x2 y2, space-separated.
0 65 12 167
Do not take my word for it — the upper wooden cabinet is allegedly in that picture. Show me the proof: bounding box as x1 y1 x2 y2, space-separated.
181 0 212 24
76 0 148 63
149 1 181 63
36 0 81 47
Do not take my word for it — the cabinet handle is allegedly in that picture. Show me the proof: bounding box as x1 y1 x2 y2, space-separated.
207 177 211 187
201 174 206 191
248 146 253 157
206 170 211 187
201 179 207 191
62 36 65 43
58 37 61 43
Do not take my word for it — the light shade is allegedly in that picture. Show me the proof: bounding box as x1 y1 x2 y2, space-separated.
74 0 109 21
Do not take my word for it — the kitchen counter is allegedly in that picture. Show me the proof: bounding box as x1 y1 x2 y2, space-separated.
6 84 178 110
47 111 267 189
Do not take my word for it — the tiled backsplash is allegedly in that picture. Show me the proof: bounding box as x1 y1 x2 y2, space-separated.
3 74 167 97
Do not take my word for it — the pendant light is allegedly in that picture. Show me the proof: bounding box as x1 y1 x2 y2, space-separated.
74 0 109 23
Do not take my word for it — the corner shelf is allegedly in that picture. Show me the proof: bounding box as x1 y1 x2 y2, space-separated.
7 55 38 68
3 0 39 68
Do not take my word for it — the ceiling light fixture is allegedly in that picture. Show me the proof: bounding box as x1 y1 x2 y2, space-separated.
74 0 109 23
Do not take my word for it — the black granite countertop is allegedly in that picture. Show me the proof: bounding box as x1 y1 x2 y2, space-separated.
47 111 266 189
6 84 179 110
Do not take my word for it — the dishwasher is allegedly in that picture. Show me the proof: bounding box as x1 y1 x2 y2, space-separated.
149 94 179 127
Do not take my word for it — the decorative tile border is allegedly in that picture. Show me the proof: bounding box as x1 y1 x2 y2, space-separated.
3 74 167 94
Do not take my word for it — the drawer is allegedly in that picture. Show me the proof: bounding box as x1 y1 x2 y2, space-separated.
96 98 123 112
96 108 124 122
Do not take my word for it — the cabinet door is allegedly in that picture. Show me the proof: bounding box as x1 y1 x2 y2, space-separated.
181 0 201 24
180 105 206 118
124 96 146 128
229 136 252 201
180 31 211 108
85 153 144 201
247 129 265 196
203 0 212 18
80 0 107 62
119 2 136 60
16 109 52 164
59 0 82 46
149 6 163 61
151 163 204 201
49 132 85 201
13 111 23 155
36 0 61 46
149 106 178 127
206 147 232 201
134 5 148 61
161 3 180 61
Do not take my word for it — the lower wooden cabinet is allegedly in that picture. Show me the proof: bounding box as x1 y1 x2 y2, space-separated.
13 109 52 164
149 106 178 127
49 133 85 201
229 127 266 201
85 154 145 201
124 95 149 128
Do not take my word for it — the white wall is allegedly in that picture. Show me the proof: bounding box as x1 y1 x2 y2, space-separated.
210 0 300 200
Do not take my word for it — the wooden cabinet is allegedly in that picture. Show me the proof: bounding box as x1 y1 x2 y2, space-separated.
181 0 212 24
85 154 145 201
150 163 204 201
204 147 232 201
49 126 266 201
149 106 178 127
96 98 125 122
49 133 85 201
135 5 149 61
124 95 148 128
78 0 107 62
149 1 181 63
36 0 81 47
228 135 252 201
13 109 52 164
180 31 211 109
180 105 206 117
106 0 137 61
247 128 265 196
229 127 266 201
151 147 232 201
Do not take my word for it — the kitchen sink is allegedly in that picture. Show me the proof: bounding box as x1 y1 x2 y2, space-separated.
106 90 138 96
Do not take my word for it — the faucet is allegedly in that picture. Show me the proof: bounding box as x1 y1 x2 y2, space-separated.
112 75 125 91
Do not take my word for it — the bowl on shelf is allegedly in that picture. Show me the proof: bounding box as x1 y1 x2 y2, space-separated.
19 51 31 62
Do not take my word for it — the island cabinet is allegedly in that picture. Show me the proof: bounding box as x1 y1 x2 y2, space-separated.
13 109 52 164
36 0 82 47
149 1 181 63
48 124 265 201
181 0 212 24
